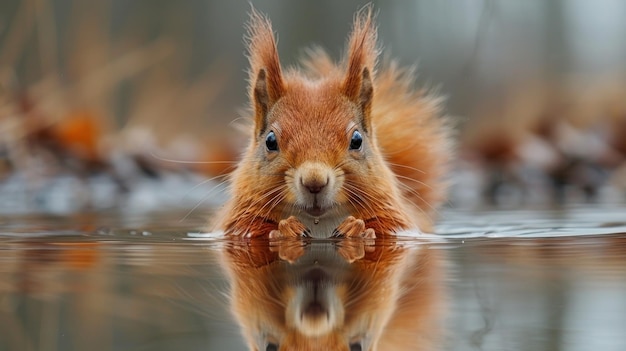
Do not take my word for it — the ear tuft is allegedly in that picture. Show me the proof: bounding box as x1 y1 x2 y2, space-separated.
342 5 379 132
246 8 285 135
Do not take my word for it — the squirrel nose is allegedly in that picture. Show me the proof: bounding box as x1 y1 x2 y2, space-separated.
301 177 328 194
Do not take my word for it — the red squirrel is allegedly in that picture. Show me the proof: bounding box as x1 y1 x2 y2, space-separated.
221 237 444 350
213 7 450 239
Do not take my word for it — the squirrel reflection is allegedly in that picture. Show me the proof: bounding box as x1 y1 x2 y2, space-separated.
220 236 444 351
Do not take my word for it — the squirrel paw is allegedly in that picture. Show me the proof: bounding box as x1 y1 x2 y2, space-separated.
331 216 376 239
270 216 311 238
332 216 376 263
269 216 310 263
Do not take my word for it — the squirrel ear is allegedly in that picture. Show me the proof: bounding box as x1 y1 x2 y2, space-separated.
253 69 272 134
342 6 377 133
358 67 373 129
246 8 285 136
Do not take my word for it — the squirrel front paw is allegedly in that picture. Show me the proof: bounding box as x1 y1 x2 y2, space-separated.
331 216 376 239
332 216 376 263
269 216 311 239
269 216 310 263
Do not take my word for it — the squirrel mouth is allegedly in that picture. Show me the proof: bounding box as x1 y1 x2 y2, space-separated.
305 206 326 217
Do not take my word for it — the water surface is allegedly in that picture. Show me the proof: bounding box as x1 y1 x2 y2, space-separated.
1 206 625 351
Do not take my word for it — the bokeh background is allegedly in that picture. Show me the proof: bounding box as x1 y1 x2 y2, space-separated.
2 3 626 351
1 0 625 215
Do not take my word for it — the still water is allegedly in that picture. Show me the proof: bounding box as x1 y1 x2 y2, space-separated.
1 205 625 351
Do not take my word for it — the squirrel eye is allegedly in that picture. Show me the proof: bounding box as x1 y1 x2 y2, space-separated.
349 130 363 151
349 343 362 351
265 131 278 151
266 343 278 351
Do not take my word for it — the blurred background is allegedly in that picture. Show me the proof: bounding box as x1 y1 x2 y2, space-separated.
1 3 626 351
1 0 625 215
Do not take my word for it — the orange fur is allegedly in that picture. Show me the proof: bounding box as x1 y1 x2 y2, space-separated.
221 239 444 351
213 6 450 238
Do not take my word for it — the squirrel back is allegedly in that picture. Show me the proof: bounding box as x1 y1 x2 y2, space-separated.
214 7 450 237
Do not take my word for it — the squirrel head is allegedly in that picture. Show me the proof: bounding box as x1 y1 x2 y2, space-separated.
246 7 377 137
238 7 397 225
